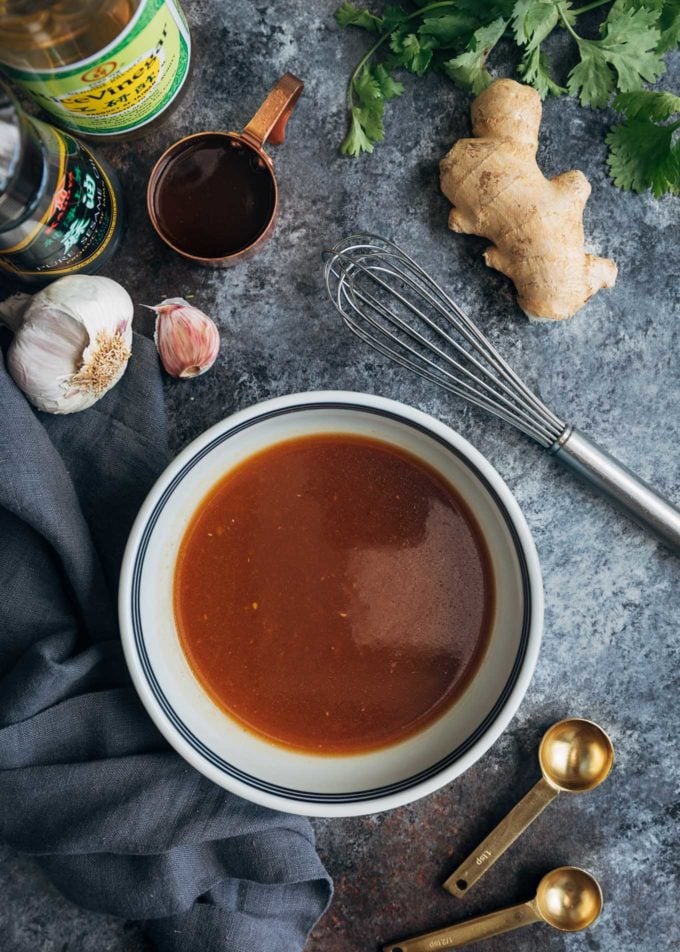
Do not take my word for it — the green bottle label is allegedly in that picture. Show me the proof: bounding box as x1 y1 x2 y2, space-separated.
0 126 120 277
2 0 190 136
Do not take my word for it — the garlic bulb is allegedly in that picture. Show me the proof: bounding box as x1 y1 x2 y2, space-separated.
3 275 133 414
151 298 220 378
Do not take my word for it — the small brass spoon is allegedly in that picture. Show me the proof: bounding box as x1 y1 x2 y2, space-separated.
444 718 614 897
384 866 603 952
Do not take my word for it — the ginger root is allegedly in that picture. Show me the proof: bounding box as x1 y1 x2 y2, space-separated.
440 79 617 321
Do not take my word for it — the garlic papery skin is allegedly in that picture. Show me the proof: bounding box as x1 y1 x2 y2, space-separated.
5 275 133 414
151 298 220 378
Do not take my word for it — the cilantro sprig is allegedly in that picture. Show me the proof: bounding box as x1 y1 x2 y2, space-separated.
335 0 680 196
606 90 680 194
561 2 666 107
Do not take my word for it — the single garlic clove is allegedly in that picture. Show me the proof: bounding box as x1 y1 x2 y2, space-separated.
151 297 220 379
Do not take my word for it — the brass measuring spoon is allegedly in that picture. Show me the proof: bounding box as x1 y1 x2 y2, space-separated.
444 718 614 897
383 866 603 952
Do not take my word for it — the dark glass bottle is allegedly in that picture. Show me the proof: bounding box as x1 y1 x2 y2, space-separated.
0 82 124 283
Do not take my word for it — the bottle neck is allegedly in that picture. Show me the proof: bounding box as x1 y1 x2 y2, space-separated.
0 88 46 231
0 0 141 70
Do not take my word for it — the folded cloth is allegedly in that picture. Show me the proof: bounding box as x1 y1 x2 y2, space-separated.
0 334 332 952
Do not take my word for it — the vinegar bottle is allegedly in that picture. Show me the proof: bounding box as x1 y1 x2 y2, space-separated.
0 0 191 140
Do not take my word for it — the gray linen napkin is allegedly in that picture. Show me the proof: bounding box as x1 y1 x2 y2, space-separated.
0 332 332 951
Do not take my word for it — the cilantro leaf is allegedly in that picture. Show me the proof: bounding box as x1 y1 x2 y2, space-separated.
601 5 665 90
390 30 434 75
606 116 680 196
418 13 479 48
335 2 382 31
356 104 385 142
613 89 680 121
599 0 664 23
657 0 680 53
382 4 410 31
518 45 566 97
606 87 680 195
341 107 377 155
511 0 563 52
443 17 508 94
567 5 665 107
567 43 616 107
512 0 573 96
372 62 405 99
453 0 515 16
341 63 402 158
354 63 383 106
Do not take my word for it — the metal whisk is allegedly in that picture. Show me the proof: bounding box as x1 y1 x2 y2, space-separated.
323 234 680 553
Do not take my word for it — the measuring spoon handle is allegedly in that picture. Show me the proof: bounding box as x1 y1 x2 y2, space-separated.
443 777 557 897
382 901 540 952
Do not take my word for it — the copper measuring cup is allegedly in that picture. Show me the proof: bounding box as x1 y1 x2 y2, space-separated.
147 73 303 266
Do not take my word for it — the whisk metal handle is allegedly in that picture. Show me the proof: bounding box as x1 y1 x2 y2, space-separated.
553 428 680 553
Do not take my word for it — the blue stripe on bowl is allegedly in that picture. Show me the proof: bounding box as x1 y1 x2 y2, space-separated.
130 402 531 803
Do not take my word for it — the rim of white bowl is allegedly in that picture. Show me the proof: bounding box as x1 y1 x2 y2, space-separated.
119 391 543 817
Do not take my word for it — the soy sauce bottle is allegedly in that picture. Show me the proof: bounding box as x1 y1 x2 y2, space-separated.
0 82 124 283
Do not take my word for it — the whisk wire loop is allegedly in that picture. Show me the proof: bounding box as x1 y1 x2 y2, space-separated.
346 311 556 438
336 257 561 443
323 235 565 447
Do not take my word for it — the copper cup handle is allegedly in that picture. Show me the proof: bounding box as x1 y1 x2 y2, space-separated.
241 72 303 148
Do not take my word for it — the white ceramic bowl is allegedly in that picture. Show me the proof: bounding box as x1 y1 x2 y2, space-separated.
119 392 542 817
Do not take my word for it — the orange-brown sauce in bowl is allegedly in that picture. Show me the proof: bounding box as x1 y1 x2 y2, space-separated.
174 434 494 754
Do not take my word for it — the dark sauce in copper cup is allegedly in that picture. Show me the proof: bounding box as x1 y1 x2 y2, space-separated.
147 73 302 267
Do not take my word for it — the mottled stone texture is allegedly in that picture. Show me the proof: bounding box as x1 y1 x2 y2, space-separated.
1 2 679 951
